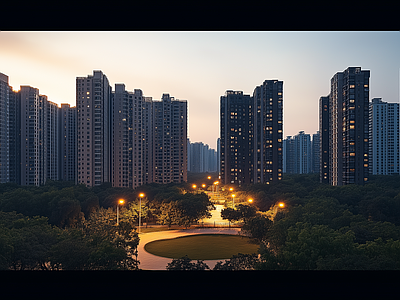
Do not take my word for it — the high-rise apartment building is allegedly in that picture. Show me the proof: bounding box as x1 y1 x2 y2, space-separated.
43 97 60 181
153 94 187 184
220 80 283 186
111 84 145 188
19 86 43 186
283 136 295 174
188 141 217 173
369 98 399 175
59 104 76 182
252 80 283 184
220 90 253 186
319 95 330 183
76 70 112 187
311 131 320 174
0 73 10 183
283 131 312 174
322 67 370 186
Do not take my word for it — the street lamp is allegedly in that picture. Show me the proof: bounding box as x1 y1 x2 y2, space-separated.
207 176 211 180
231 194 236 209
138 193 145 234
248 198 253 204
117 199 125 225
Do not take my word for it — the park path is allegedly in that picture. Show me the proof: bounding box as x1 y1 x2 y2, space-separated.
137 227 240 270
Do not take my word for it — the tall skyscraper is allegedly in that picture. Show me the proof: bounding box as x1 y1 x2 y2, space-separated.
283 131 312 174
324 67 370 186
319 95 330 184
220 90 253 186
311 131 320 174
59 103 76 182
153 94 187 184
111 84 146 188
220 80 283 186
0 73 9 183
76 70 112 187
253 80 283 184
43 96 60 181
8 86 21 184
369 98 399 175
19 86 43 186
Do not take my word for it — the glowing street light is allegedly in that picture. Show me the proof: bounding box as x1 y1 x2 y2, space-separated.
248 198 253 203
278 202 285 208
138 193 145 234
117 199 125 225
207 176 211 180
231 194 236 208
202 184 206 188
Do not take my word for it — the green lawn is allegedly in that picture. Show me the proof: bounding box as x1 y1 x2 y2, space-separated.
144 234 259 260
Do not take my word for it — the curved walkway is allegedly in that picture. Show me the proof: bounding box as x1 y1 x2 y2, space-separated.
137 228 241 270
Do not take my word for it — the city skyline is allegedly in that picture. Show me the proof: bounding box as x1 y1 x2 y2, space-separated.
1 31 399 149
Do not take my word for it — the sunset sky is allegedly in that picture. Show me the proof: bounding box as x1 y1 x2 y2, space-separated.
1 31 399 149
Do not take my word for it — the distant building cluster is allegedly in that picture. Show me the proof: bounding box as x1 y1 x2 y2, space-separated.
0 70 187 187
187 140 218 173
283 131 320 175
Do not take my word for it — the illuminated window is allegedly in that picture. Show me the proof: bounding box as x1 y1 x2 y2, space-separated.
350 153 355 156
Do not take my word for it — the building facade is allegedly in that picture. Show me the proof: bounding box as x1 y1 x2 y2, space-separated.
76 70 112 187
252 80 283 184
283 131 313 174
220 90 253 186
153 94 187 184
0 73 9 183
59 104 76 182
319 95 330 184
369 98 399 175
324 67 370 186
220 80 283 187
311 131 320 174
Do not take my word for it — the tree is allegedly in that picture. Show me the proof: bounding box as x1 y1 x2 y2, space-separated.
212 253 258 270
221 204 257 223
241 215 273 242
166 256 210 270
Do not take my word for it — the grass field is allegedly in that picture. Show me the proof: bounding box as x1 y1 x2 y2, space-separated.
144 234 259 260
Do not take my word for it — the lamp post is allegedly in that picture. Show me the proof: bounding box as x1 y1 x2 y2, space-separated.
273 202 285 215
138 193 145 234
248 198 253 204
231 194 235 209
117 199 124 225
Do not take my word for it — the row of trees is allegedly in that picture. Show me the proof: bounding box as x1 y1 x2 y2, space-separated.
0 180 214 270
210 174 400 270
0 210 139 270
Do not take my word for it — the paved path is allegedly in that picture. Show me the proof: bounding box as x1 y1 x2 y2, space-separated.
137 227 241 270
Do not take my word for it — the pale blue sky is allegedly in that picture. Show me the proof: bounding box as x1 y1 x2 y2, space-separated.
1 31 399 149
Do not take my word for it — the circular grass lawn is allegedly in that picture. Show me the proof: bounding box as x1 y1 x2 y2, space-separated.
144 234 259 260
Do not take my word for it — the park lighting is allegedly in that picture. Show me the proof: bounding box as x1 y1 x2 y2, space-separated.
192 184 197 189
117 199 125 225
202 184 206 188
208 176 211 180
231 194 236 208
229 187 234 192
278 202 285 208
213 181 219 194
248 198 253 203
138 193 145 234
